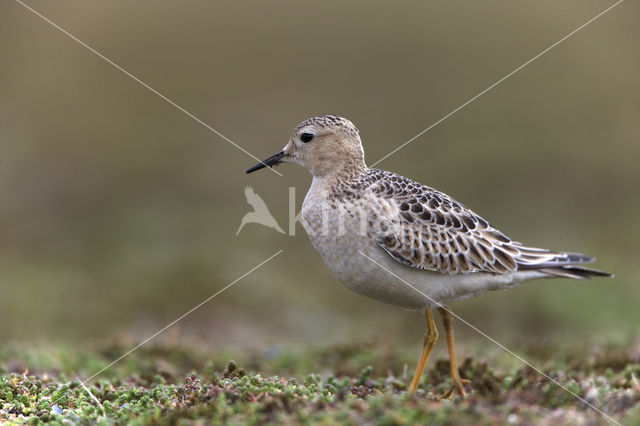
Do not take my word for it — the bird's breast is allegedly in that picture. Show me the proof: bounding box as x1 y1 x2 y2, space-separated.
302 185 372 275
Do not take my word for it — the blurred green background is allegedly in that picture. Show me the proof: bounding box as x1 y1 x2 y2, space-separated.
1 0 638 356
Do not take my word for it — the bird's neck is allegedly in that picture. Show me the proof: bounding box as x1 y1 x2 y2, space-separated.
320 159 366 181
310 161 369 201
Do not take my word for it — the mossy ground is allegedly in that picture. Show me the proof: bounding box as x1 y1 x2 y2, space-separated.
1 340 639 425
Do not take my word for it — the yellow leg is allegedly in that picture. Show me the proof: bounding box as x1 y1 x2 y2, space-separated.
438 307 471 399
408 307 438 395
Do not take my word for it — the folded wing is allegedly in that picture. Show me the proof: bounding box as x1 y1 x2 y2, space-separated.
366 169 609 278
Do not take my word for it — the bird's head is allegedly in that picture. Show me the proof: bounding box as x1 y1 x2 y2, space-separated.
246 115 366 178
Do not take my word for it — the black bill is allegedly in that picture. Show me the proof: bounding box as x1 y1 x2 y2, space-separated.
246 150 287 174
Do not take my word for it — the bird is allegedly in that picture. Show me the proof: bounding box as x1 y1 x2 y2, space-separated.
236 186 285 235
246 115 612 398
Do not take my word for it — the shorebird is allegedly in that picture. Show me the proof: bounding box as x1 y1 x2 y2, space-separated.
246 115 611 397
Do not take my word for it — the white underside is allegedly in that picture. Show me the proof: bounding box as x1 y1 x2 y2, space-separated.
311 231 546 310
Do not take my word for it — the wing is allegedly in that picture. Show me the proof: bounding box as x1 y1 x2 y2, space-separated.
365 170 591 275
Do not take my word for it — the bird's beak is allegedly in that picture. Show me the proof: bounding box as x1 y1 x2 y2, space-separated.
246 150 288 174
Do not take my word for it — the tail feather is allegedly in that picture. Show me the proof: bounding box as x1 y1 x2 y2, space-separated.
517 249 595 269
537 265 613 280
515 247 612 279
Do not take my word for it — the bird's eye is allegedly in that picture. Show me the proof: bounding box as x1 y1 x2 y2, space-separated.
300 133 314 143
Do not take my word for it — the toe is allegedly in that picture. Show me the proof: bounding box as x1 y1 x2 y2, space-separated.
440 379 472 400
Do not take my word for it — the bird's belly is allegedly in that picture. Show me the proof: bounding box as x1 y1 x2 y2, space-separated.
304 233 442 309
300 203 440 309
320 242 543 310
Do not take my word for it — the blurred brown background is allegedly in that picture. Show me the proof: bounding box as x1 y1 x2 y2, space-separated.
1 1 638 352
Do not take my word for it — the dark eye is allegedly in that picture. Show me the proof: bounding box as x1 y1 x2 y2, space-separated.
300 133 314 143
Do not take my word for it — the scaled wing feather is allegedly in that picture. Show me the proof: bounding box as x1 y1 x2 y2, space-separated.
363 170 591 275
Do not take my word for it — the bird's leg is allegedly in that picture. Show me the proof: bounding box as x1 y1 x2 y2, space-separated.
437 307 471 399
408 306 438 395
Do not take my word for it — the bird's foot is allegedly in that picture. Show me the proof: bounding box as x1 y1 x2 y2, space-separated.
439 378 471 400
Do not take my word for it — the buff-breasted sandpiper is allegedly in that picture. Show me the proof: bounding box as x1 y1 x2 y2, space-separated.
246 115 612 397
